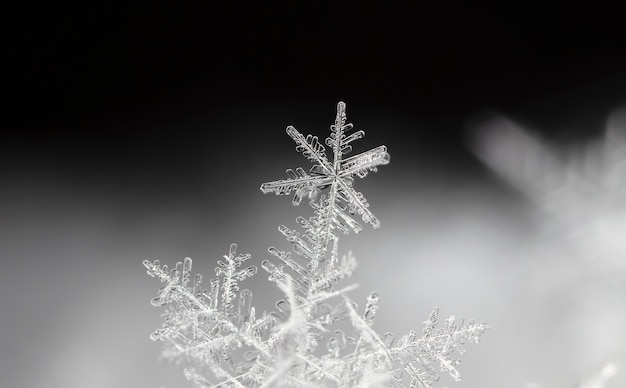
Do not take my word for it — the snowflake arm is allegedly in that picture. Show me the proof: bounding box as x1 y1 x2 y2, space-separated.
387 308 490 386
216 243 257 315
287 125 333 169
340 145 390 178
260 168 334 206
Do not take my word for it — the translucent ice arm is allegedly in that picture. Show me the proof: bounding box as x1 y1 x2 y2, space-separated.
340 145 390 178
286 125 333 172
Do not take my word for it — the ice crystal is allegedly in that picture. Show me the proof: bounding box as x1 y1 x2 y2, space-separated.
144 102 488 387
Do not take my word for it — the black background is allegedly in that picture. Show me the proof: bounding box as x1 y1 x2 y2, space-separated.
5 2 626 176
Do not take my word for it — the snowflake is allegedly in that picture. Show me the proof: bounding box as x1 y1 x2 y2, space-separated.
144 102 488 388
260 101 390 232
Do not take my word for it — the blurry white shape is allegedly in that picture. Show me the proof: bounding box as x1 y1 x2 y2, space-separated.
472 108 626 386
474 109 626 270
577 357 626 388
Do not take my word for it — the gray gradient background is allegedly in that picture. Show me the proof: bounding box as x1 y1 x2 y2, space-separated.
4 3 626 388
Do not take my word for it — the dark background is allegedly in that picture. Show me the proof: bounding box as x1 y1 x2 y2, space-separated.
7 2 626 155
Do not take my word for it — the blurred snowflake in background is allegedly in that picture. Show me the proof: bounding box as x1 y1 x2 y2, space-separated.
474 109 626 268
143 102 488 388
473 108 626 388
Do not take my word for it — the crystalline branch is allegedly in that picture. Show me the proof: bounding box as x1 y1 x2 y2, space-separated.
144 102 488 387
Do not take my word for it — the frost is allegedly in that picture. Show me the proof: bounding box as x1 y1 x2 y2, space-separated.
144 102 488 387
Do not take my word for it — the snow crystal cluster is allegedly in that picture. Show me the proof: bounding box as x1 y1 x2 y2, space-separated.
144 102 488 387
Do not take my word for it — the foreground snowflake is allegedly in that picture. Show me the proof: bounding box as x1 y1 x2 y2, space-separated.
144 102 488 387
